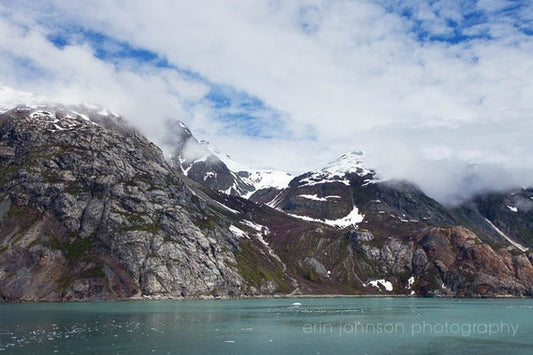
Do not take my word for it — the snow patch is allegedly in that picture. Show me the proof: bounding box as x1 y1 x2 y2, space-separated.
322 150 372 176
241 220 283 264
299 171 350 188
215 201 239 215
298 194 327 202
204 171 217 181
223 182 239 195
296 151 379 189
242 220 268 235
288 206 363 229
298 194 343 201
407 276 415 289
240 169 293 198
25 108 99 133
229 225 248 239
364 279 393 292
192 156 208 164
507 205 518 213
484 218 528 252
201 141 293 196
266 191 285 210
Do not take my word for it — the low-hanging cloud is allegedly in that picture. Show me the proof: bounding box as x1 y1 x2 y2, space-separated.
0 0 532 204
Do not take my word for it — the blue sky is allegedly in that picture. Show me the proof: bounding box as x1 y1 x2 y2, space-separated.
42 19 290 140
0 0 532 202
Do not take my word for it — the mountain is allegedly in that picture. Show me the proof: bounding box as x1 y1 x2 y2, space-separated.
1 87 533 300
0 104 297 301
249 151 374 219
168 120 292 197
186 140 533 297
167 120 253 195
249 151 456 231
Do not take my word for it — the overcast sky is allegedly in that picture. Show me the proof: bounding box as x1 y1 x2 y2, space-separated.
0 0 532 203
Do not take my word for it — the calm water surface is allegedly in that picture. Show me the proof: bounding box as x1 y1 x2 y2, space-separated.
1 297 532 354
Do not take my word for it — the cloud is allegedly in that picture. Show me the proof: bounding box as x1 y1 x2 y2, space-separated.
0 0 532 203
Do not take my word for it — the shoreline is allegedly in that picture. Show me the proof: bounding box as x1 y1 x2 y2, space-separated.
1 293 527 304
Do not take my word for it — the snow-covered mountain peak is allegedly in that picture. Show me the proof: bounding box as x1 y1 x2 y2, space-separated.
169 120 292 197
0 84 48 114
322 150 374 177
204 140 293 196
0 84 120 123
294 150 377 189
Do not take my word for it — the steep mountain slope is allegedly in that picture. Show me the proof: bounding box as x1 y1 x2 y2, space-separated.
241 149 533 296
0 105 290 301
248 150 531 249
453 188 533 250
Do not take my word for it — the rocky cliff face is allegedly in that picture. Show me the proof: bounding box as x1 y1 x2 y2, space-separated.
0 106 287 301
1 103 532 301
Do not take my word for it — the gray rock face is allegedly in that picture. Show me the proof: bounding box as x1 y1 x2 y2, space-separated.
0 106 278 301
301 257 328 278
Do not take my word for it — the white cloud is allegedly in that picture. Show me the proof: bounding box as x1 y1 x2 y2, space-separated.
0 0 532 203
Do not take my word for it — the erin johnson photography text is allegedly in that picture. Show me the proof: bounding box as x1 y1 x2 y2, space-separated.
303 321 520 337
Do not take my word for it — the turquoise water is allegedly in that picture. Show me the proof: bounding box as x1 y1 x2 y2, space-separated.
0 297 532 354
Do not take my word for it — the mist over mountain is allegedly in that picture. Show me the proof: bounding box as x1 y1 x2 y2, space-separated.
2 83 531 207
1 89 533 302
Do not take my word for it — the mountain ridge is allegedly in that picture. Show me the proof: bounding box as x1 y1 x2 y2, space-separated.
1 89 533 301
168 120 293 197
